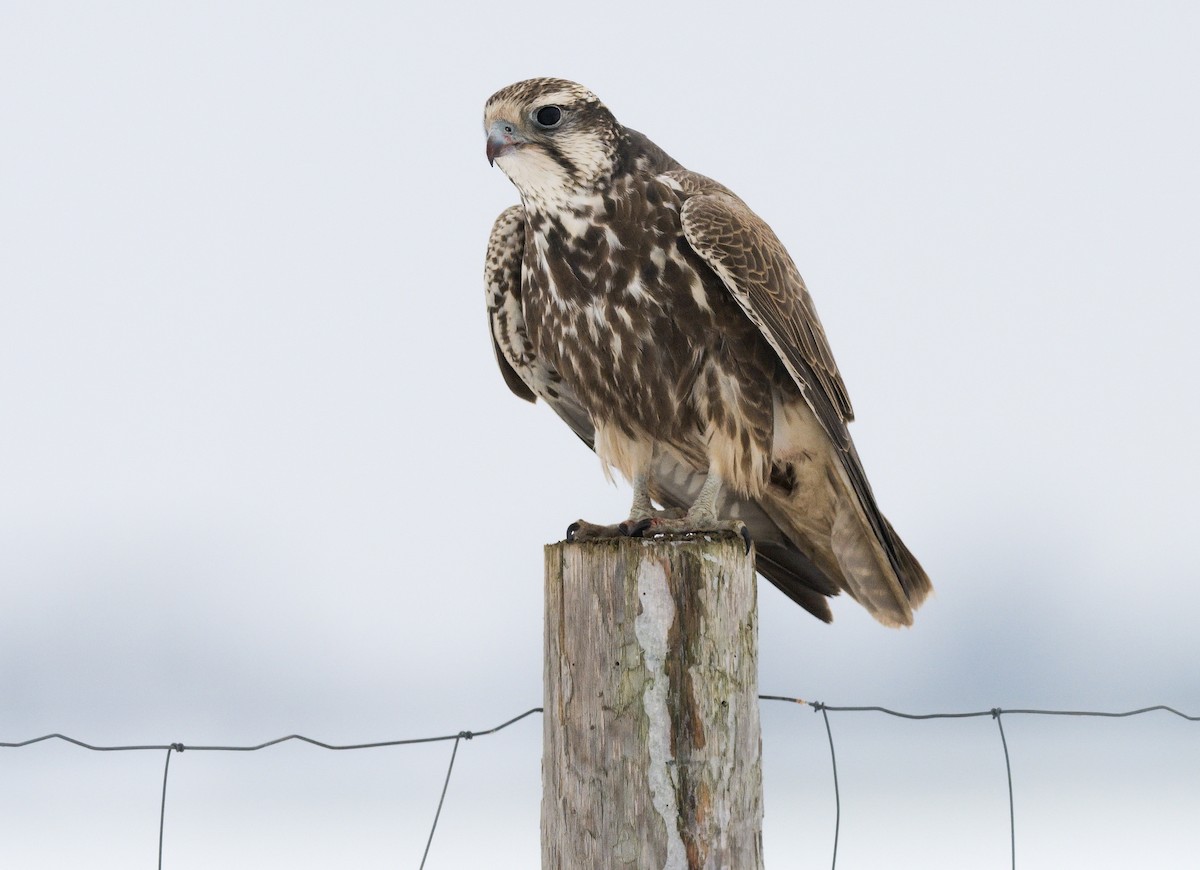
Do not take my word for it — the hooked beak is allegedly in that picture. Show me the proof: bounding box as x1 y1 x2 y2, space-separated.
486 120 524 166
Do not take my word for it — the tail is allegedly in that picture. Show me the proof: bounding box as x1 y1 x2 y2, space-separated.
827 485 932 627
757 452 932 627
882 515 933 608
648 445 931 626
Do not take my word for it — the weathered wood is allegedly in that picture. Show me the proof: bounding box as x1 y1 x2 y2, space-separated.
542 536 764 869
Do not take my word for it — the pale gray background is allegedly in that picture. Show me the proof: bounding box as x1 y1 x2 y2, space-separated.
2 1 1198 868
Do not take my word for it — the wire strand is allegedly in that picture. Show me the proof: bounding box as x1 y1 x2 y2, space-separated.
992 710 1016 870
419 736 462 870
819 705 840 870
6 702 1194 754
0 708 545 753
787 702 1200 722
157 746 175 870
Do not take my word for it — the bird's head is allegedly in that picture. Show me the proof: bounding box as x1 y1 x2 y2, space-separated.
484 78 621 205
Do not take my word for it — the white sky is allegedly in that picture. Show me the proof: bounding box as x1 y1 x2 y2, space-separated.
2 2 1198 868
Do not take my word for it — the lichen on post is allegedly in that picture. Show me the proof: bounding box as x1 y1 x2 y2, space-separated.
542 536 764 869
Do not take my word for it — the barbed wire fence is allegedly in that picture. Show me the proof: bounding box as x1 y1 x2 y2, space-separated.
3 700 1196 869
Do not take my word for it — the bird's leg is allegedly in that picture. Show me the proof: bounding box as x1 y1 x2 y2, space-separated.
687 468 724 525
628 471 654 520
628 472 686 522
619 471 685 532
628 470 751 552
565 470 682 543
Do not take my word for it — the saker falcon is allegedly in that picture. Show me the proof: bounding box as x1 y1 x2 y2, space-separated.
483 78 931 626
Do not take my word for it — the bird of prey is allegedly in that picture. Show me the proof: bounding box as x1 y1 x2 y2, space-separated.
483 78 931 626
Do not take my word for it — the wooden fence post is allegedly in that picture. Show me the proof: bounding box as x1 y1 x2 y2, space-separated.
542 536 764 869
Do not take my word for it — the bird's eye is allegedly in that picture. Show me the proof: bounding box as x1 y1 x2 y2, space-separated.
533 105 563 128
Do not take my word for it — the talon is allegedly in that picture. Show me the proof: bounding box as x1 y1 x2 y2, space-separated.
740 525 752 555
620 517 654 537
565 520 625 542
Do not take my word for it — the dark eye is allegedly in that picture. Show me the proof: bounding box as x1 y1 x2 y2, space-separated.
533 105 563 128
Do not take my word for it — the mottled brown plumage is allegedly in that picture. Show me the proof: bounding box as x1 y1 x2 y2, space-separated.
483 78 931 625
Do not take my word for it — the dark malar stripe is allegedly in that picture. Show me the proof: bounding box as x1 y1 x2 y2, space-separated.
544 143 580 180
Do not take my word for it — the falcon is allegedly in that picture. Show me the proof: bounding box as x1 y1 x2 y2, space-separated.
483 78 931 626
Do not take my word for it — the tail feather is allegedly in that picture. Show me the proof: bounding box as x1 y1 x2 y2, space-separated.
831 496 913 626
759 470 931 627
756 541 835 623
882 515 933 608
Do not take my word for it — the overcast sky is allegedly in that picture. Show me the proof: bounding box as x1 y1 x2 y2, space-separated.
2 2 1198 868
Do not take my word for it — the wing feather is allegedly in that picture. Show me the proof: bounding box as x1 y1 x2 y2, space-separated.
671 171 931 614
485 205 596 446
485 205 537 403
669 171 853 444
